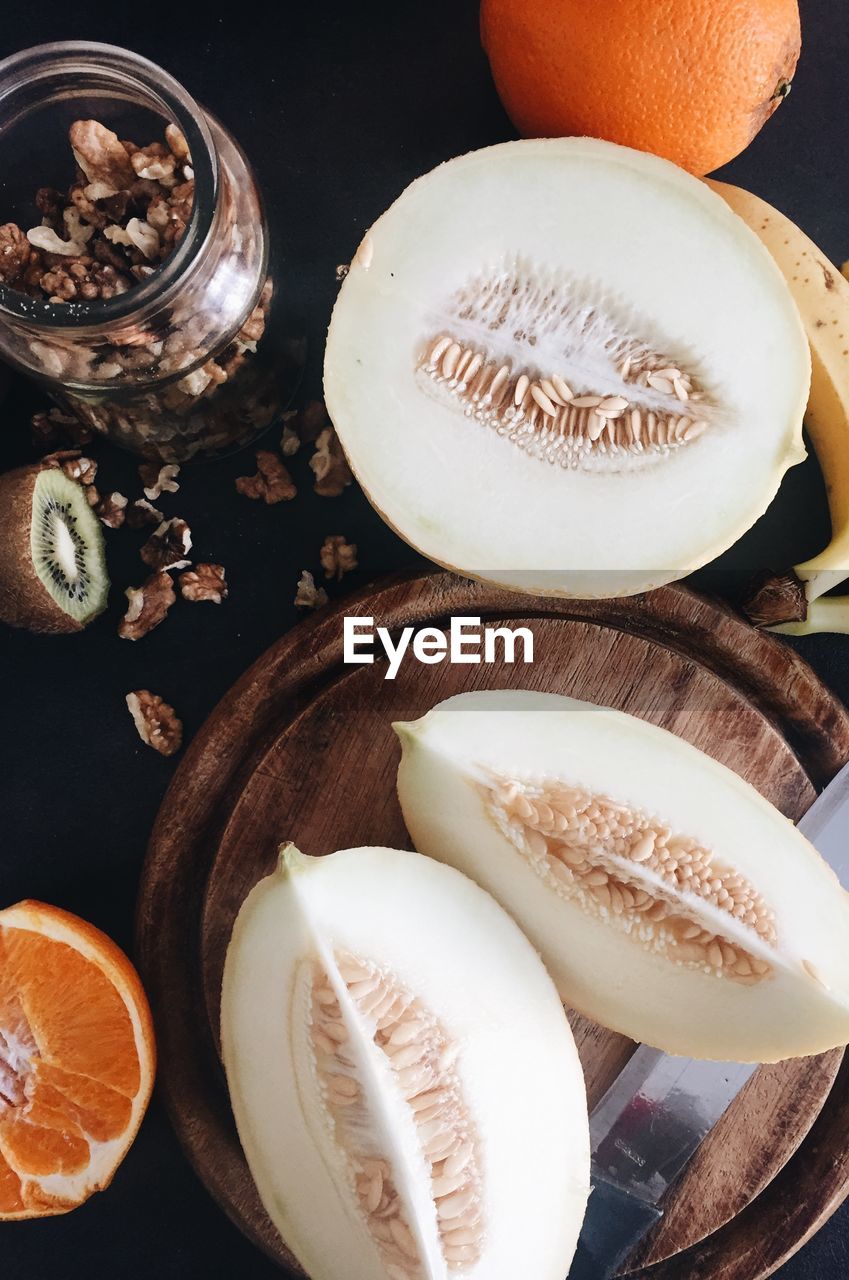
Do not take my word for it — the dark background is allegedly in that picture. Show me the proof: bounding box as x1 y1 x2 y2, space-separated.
1 2 848 1276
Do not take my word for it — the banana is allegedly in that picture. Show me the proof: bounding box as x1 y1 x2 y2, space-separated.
771 597 849 636
709 179 849 617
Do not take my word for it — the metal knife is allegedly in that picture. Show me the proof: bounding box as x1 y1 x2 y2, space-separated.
568 759 849 1280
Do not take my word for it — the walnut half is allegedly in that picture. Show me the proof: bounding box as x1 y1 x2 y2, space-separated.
95 491 128 528
0 223 31 286
126 690 182 757
44 449 98 487
140 517 192 570
179 563 228 603
70 120 135 190
310 426 353 497
294 570 328 610
118 571 176 640
235 450 296 504
125 498 164 529
139 462 181 500
320 535 358 581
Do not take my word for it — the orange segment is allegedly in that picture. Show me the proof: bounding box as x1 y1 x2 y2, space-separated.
0 901 155 1219
0 1152 24 1217
1 930 140 1096
1 1111 90 1178
35 1062 134 1143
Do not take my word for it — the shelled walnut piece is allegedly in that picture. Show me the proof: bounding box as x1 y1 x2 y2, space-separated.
236 450 296 503
310 425 353 497
282 400 355 496
320 535 358 580
0 223 30 284
31 406 93 450
3 120 278 464
139 462 180 500
294 570 328 610
95 491 128 528
0 120 195 302
179 563 228 603
125 498 164 529
126 690 182 757
42 447 129 529
119 571 176 640
291 400 330 445
280 416 300 456
44 449 98 487
140 517 192 571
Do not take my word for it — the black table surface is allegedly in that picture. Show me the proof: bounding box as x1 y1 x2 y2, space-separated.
2 2 848 1277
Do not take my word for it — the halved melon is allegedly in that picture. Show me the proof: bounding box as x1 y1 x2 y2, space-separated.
221 845 590 1280
324 138 809 598
395 691 849 1062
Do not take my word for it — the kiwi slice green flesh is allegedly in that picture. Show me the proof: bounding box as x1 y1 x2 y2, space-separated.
0 463 109 634
32 469 108 625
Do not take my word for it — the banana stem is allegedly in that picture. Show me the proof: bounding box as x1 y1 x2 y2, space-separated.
770 596 849 636
743 565 849 629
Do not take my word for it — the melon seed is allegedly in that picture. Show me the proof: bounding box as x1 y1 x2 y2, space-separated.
309 952 485 1273
482 773 776 984
417 266 712 474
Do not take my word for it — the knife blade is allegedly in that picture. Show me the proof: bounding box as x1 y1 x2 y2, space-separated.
568 759 849 1280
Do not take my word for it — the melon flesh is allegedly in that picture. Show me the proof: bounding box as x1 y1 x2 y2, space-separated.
221 845 590 1280
324 138 808 598
395 691 849 1062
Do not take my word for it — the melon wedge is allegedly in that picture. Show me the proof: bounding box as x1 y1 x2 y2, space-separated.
324 138 809 598
395 691 849 1062
221 845 590 1280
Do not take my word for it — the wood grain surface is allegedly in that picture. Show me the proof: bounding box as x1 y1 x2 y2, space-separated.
135 570 849 1280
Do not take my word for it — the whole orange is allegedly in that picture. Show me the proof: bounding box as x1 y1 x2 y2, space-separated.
480 0 801 175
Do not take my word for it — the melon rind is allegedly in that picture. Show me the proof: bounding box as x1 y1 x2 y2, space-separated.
221 845 590 1280
395 691 849 1062
324 138 809 599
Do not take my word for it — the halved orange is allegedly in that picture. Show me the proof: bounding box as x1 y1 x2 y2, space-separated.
0 900 155 1219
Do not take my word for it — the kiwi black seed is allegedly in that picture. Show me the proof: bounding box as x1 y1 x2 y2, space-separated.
0 464 109 634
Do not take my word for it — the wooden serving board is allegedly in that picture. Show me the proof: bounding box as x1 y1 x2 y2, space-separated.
136 570 849 1280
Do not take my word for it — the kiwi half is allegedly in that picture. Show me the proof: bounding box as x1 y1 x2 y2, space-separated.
0 464 109 634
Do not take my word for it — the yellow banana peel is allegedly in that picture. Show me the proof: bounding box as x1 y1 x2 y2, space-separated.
771 597 849 636
709 179 849 630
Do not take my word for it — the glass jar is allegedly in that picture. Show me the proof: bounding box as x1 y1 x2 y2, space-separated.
0 41 302 461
